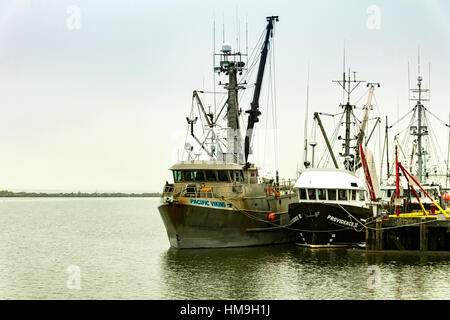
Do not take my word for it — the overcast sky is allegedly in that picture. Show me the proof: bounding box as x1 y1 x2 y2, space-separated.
1 0 450 192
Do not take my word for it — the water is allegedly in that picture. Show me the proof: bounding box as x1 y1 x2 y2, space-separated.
0 197 449 300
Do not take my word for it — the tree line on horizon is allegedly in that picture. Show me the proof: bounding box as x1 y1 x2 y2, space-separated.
0 190 161 198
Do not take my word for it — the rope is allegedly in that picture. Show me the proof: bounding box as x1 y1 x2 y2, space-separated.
424 111 447 177
317 112 344 168
225 197 354 233
364 217 440 231
337 203 369 231
224 195 442 235
271 29 279 170
424 107 450 128
389 107 415 128
337 202 442 231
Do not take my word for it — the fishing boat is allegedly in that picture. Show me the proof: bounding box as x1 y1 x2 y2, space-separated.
288 71 381 248
380 60 449 214
289 168 375 247
158 16 298 248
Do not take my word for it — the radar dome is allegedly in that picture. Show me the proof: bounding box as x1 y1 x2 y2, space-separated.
221 42 232 53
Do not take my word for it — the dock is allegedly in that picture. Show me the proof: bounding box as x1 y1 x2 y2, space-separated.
365 214 450 251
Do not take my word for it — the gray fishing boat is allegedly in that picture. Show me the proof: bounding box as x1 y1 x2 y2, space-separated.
158 16 298 248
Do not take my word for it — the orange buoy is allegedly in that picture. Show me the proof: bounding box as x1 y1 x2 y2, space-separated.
267 213 276 221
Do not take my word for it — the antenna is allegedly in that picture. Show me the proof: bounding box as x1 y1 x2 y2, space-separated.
418 46 421 75
428 62 431 100
213 17 217 115
222 13 225 43
408 61 411 99
343 42 346 72
343 42 346 103
303 63 310 168
245 14 248 67
235 6 239 52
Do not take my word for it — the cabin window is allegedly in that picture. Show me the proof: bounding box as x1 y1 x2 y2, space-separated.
205 170 217 182
359 190 365 201
317 189 326 200
338 189 347 201
351 190 357 201
387 190 393 197
299 189 307 200
308 189 317 200
328 189 336 201
173 170 182 182
218 170 230 182
233 170 244 182
183 171 194 181
193 170 205 182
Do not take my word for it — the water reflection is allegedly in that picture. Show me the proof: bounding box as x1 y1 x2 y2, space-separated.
159 246 450 300
159 245 292 299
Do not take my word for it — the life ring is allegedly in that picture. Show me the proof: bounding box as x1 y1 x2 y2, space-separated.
274 190 280 197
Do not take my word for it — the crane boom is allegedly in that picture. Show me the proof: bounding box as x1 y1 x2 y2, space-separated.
356 83 378 147
244 16 278 166
314 112 339 169
355 83 379 168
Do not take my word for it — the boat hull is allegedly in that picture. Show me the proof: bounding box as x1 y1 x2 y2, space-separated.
288 202 372 248
158 201 297 249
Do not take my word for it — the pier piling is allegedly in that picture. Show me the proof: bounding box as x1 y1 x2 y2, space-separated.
366 215 450 251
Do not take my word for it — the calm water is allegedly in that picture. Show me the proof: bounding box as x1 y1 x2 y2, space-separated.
0 197 449 300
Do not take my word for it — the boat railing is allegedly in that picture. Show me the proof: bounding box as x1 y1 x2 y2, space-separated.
176 184 243 199
272 178 296 194
169 180 296 199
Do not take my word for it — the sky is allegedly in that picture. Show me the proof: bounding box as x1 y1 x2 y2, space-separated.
1 0 450 192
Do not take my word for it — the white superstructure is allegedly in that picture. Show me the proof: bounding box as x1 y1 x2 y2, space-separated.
293 168 370 207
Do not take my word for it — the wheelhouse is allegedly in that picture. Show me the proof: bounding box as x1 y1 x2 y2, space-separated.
294 168 368 203
380 184 441 205
169 161 258 184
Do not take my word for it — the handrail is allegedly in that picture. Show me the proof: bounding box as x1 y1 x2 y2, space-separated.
162 181 296 200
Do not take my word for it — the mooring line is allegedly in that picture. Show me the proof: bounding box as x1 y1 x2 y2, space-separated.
337 203 441 231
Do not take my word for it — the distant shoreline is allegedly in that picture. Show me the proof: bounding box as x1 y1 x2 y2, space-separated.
0 190 161 198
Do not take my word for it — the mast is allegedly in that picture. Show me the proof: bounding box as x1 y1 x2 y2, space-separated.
214 41 246 163
227 60 240 162
244 16 279 166
417 77 424 182
385 116 390 179
408 49 431 183
332 70 366 171
409 72 430 183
